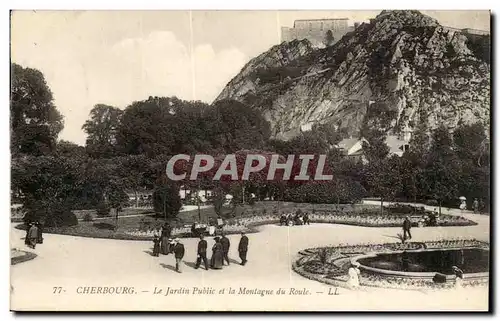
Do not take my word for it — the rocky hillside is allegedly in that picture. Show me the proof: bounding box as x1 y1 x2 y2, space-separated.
215 10 490 140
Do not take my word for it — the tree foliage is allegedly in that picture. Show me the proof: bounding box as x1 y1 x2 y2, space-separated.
82 104 123 158
11 63 63 156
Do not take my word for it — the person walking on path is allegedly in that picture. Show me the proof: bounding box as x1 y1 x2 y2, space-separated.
160 223 172 255
220 233 231 266
195 234 209 270
473 198 479 214
36 222 43 244
24 222 32 246
479 198 485 214
238 232 249 266
403 216 412 242
152 235 161 257
173 238 185 273
210 237 224 269
27 223 39 249
303 212 310 225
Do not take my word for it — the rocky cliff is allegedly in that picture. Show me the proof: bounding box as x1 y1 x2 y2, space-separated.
215 10 490 140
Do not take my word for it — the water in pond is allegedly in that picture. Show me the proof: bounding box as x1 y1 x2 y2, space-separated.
358 248 489 274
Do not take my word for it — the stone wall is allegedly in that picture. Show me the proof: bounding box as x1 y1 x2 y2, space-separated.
281 19 355 47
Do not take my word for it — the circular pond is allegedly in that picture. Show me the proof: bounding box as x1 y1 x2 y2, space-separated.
357 248 489 275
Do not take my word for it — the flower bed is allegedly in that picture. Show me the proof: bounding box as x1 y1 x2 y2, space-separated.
293 239 489 290
11 249 37 265
24 204 477 241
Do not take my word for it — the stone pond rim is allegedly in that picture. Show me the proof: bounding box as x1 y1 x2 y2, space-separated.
352 247 489 281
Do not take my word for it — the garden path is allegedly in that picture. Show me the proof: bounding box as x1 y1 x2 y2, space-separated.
10 203 489 311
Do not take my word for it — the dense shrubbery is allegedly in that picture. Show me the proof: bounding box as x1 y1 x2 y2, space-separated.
43 208 79 228
153 183 182 219
82 213 94 222
96 203 110 217
284 180 366 204
250 66 308 85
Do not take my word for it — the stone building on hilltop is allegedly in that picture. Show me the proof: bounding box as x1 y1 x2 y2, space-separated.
281 18 357 48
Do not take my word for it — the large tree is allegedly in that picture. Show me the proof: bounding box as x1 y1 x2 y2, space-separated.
207 99 271 153
422 126 461 213
11 155 82 226
82 104 123 158
453 123 490 208
11 63 63 155
364 155 403 212
116 97 177 157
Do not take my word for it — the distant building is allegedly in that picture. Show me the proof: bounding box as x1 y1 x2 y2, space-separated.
336 137 369 163
281 18 356 48
300 122 314 132
126 190 153 208
386 135 410 157
442 26 490 37
335 133 411 162
179 186 213 203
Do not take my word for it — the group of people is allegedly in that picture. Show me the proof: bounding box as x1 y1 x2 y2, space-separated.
279 212 310 226
194 232 248 270
472 198 486 214
24 221 43 249
151 222 249 273
152 234 186 273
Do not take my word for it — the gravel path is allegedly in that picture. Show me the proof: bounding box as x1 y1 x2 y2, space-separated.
10 205 489 311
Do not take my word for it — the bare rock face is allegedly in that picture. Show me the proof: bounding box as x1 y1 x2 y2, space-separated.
215 10 490 139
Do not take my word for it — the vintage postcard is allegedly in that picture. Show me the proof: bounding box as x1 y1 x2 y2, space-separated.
10 10 490 311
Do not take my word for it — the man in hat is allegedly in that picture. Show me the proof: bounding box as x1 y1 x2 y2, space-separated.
195 234 209 270
220 233 231 266
173 238 185 273
238 232 249 266
473 198 479 214
27 223 39 249
402 216 412 241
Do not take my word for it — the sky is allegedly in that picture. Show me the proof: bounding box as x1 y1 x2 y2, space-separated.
10 10 490 145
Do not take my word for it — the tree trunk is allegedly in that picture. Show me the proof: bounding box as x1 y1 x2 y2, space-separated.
197 181 201 222
380 198 384 214
135 190 139 208
439 200 442 216
163 191 167 221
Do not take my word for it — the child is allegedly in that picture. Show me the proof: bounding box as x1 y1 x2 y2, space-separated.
152 235 160 257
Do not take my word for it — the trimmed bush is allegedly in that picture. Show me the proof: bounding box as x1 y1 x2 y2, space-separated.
96 203 110 217
43 208 78 228
82 213 94 222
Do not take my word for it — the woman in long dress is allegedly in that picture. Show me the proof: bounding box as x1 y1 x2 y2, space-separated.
36 222 43 244
160 224 171 254
452 266 464 289
152 235 160 257
210 237 224 269
24 222 32 246
347 262 361 289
